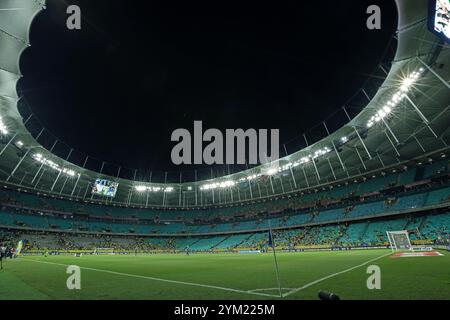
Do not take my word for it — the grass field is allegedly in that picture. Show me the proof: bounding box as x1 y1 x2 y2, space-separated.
1 249 449 300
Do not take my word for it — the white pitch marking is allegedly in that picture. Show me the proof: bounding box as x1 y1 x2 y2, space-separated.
248 288 295 293
282 251 392 298
21 258 280 298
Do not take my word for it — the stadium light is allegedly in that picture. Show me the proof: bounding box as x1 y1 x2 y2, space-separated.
32 153 77 177
367 69 423 128
135 185 173 192
238 174 261 183
135 185 147 192
164 187 174 192
62 168 77 176
0 116 8 135
251 145 333 181
200 180 236 190
300 156 310 163
400 70 420 92
246 174 259 181
311 147 331 160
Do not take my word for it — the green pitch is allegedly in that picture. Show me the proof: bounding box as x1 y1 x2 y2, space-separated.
1 249 449 300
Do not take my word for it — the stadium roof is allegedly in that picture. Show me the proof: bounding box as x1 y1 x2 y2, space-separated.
0 0 449 208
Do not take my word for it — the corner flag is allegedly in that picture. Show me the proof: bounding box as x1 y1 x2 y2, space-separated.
268 229 274 247
268 220 282 298
16 240 23 256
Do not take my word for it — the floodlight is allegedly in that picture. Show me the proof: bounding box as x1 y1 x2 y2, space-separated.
0 117 7 134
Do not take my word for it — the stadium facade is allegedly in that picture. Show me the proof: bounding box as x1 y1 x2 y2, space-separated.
0 0 449 252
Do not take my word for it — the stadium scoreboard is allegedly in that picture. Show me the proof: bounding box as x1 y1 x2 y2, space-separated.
429 0 450 42
91 178 119 197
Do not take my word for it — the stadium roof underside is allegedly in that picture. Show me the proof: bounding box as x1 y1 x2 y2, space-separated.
0 0 449 208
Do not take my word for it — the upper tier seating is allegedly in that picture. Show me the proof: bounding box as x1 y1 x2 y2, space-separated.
2 184 450 235
1 159 450 237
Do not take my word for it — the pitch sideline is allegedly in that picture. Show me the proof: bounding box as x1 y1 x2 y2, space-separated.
19 258 281 298
282 251 392 298
17 251 392 299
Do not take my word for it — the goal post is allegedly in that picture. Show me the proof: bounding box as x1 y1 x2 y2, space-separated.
386 230 413 252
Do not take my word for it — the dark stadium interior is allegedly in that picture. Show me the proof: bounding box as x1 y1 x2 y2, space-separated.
18 0 396 172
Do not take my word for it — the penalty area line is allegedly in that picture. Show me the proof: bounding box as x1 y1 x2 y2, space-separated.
248 288 296 293
20 258 280 298
282 251 392 298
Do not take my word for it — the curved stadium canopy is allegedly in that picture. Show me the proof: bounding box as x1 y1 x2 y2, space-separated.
0 0 449 208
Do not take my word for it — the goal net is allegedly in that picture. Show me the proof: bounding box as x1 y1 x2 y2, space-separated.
386 230 413 251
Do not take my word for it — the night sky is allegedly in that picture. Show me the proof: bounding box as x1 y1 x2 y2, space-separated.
18 0 397 176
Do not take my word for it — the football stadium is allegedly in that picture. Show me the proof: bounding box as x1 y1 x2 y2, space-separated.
1 0 450 305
